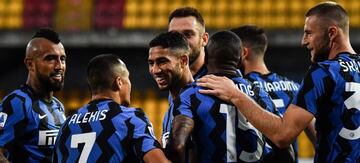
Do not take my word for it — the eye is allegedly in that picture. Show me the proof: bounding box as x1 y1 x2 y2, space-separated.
183 31 194 38
61 56 66 61
44 55 56 61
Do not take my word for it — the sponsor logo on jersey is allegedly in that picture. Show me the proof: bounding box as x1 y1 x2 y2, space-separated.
38 130 59 146
0 112 8 129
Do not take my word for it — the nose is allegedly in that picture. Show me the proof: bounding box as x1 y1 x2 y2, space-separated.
301 34 308 47
54 57 65 71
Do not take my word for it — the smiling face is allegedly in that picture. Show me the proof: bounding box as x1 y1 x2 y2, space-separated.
148 46 183 91
168 16 206 65
302 15 331 63
27 38 66 92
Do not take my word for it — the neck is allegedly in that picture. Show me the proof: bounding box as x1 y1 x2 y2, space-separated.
91 90 119 104
26 75 53 101
328 38 356 59
169 68 194 99
243 58 270 75
190 50 205 76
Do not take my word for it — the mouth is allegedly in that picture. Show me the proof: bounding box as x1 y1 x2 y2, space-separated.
50 73 63 82
155 76 167 86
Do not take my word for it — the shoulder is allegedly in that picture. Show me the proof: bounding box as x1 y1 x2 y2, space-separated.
315 53 359 72
245 72 262 80
232 76 252 86
179 82 199 96
1 86 33 108
271 72 300 85
120 106 148 120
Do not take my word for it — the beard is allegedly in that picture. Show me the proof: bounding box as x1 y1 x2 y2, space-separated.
36 72 64 92
313 32 331 63
189 48 201 65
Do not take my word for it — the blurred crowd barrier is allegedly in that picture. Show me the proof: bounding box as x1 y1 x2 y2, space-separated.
0 0 359 30
0 89 315 158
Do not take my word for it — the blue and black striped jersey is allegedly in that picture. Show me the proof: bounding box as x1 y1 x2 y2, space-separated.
0 85 66 162
292 52 360 162
162 65 207 147
172 75 278 163
245 71 300 162
53 99 160 163
245 72 299 114
193 65 208 81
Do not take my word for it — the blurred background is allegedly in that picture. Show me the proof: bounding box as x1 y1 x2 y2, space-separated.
1 0 360 161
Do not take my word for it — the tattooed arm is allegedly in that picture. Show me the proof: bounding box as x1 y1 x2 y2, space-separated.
169 115 194 163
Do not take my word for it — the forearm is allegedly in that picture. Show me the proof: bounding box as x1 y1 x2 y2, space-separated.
230 92 295 148
196 75 312 148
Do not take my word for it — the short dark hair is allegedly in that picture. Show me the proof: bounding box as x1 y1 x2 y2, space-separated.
32 28 61 44
87 54 128 91
207 31 242 72
231 25 267 56
168 7 205 27
149 31 190 55
306 1 348 31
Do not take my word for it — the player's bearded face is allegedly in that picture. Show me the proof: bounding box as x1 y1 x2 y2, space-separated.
36 68 64 92
156 62 182 91
313 30 331 62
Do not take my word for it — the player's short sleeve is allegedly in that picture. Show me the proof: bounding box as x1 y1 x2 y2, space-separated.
172 89 194 119
292 65 334 116
0 94 28 149
131 110 161 159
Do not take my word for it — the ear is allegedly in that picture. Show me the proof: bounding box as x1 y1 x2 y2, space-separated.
24 57 34 72
113 76 123 91
180 54 189 67
201 32 209 47
328 26 338 41
242 47 249 60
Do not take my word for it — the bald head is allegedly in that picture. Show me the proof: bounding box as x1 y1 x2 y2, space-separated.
26 28 63 59
306 1 349 33
87 54 129 92
26 38 64 59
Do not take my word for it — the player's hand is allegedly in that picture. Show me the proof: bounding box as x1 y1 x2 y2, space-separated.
196 75 241 103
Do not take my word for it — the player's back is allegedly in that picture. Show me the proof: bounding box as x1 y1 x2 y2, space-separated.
245 72 299 114
53 99 160 163
293 52 360 162
174 75 276 163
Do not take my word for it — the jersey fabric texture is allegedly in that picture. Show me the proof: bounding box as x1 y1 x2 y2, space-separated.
53 99 160 163
162 65 208 147
292 52 360 163
245 72 300 114
0 85 66 162
245 71 300 162
173 74 278 163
